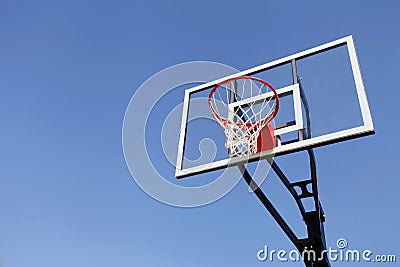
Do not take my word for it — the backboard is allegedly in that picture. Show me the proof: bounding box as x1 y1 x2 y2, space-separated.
176 35 374 178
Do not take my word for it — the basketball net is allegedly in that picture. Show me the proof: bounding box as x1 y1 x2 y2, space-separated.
208 76 279 157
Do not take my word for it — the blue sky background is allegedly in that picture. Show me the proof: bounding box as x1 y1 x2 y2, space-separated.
1 1 399 266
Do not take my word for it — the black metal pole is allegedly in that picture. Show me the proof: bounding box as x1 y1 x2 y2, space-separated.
238 165 300 249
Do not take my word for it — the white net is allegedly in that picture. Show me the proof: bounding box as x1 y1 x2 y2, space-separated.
208 77 279 158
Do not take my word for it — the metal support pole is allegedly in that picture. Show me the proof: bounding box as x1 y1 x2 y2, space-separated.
238 165 300 248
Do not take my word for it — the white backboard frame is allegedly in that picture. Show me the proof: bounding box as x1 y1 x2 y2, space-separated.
175 35 374 178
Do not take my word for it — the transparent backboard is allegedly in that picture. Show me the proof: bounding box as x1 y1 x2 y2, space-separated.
176 36 374 178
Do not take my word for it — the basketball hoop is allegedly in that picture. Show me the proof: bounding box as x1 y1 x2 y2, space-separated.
208 76 279 157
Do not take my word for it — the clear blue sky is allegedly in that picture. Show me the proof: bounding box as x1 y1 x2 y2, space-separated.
0 1 399 266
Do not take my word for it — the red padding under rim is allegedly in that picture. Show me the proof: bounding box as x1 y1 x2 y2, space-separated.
256 123 276 152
